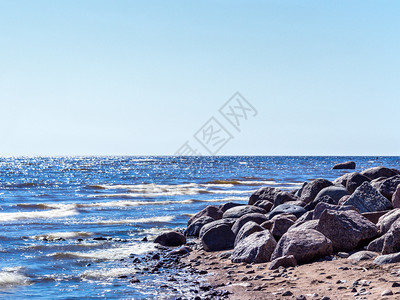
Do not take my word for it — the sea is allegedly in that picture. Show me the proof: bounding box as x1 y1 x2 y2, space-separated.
0 156 399 299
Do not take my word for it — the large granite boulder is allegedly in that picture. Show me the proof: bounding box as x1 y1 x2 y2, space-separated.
234 221 265 246
381 220 400 254
346 173 371 194
271 229 333 264
361 166 398 180
348 251 378 261
300 179 333 204
273 192 299 207
187 205 222 226
333 172 355 187
269 255 297 270
377 209 400 234
253 200 274 212
249 187 281 205
316 210 378 252
270 215 295 238
231 213 268 235
288 220 319 232
222 205 266 219
268 204 306 220
367 235 385 252
231 230 277 263
154 231 186 247
312 202 359 219
313 186 349 204
218 202 244 213
304 195 336 211
374 253 400 265
378 175 400 200
341 182 392 213
199 218 236 238
332 161 356 169
201 224 235 251
393 185 400 209
186 216 214 237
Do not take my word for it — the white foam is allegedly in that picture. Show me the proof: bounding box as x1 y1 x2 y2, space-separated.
81 267 136 279
0 267 31 287
31 231 93 240
0 207 78 222
82 215 175 225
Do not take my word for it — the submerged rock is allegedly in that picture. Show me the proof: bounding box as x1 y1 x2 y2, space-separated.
332 161 356 169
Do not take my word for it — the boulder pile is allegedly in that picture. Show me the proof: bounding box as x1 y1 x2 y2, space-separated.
177 165 400 268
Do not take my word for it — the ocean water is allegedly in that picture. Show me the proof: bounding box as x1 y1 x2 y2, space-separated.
0 156 399 299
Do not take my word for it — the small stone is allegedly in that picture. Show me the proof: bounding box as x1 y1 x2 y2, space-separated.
337 252 350 258
320 297 331 300
296 295 307 300
382 290 393 296
282 290 293 296
392 282 400 287
130 277 140 283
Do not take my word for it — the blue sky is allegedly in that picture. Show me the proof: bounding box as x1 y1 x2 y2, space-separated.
0 1 399 156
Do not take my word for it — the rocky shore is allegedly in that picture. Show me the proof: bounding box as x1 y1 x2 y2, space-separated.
153 164 400 299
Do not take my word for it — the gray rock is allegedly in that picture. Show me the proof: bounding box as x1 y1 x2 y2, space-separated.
332 161 356 169
219 202 244 212
186 216 214 237
201 224 235 251
319 186 348 202
382 219 400 254
231 213 268 235
199 218 236 239
333 172 355 187
371 177 388 190
234 221 265 247
271 229 333 264
341 182 392 213
304 195 336 211
231 230 277 263
290 211 313 228
361 166 398 180
381 290 393 296
346 173 371 194
393 185 400 209
378 175 400 200
313 202 359 219
367 235 385 252
288 220 319 232
270 215 295 238
377 209 400 234
362 210 390 224
222 205 266 219
187 205 222 226
316 209 378 252
273 191 299 207
374 253 400 265
154 231 186 247
269 255 297 270
249 187 281 205
268 204 306 220
295 182 307 198
253 200 273 212
300 179 333 204
347 251 378 261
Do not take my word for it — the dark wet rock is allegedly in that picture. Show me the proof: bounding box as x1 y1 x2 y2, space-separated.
271 229 333 264
362 210 390 225
378 175 400 200
130 277 140 283
333 161 356 169
222 205 266 219
367 235 385 252
347 251 378 261
199 218 237 238
201 224 235 251
273 191 299 207
288 220 319 232
313 202 359 219
269 255 297 270
376 209 400 234
374 253 400 265
219 202 244 213
393 185 400 209
316 210 378 252
186 216 214 237
346 173 371 194
304 195 336 211
295 182 307 198
253 200 274 212
314 186 349 204
381 219 400 254
268 204 306 220
234 221 265 246
270 215 295 238
300 179 333 204
333 172 355 187
341 182 392 213
249 187 281 205
167 246 192 256
361 166 398 180
154 231 186 247
231 213 268 235
187 205 222 226
231 230 277 263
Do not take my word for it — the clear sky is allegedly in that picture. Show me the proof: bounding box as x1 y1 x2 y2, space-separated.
0 1 399 156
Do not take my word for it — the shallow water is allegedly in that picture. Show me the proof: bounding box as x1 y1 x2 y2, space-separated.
0 156 399 299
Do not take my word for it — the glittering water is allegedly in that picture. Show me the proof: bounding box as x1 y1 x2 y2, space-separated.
0 156 399 299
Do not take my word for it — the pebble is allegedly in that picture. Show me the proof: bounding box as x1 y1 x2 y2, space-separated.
337 252 350 258
282 290 293 296
296 295 307 300
392 282 400 287
382 290 394 296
